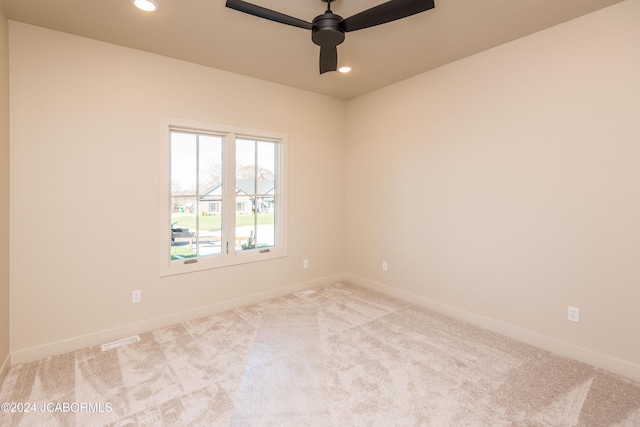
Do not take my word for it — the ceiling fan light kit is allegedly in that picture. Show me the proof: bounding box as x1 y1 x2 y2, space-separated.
226 0 435 74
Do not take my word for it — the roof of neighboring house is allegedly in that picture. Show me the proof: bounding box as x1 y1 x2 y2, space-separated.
200 179 275 199
236 179 274 195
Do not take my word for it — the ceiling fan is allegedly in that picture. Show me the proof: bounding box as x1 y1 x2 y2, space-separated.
225 0 436 74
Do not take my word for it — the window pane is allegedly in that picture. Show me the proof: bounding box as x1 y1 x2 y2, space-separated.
171 196 196 260
236 138 256 194
195 200 222 257
170 131 224 261
170 133 197 261
236 198 256 252
171 132 197 195
257 141 275 196
198 135 223 195
197 135 223 258
257 196 275 248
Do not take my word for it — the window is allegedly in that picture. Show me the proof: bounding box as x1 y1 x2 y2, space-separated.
235 138 277 252
161 119 287 276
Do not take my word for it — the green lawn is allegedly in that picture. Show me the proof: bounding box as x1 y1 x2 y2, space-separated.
171 213 274 231
170 246 196 260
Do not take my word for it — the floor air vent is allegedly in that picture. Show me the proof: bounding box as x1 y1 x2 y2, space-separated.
101 335 141 352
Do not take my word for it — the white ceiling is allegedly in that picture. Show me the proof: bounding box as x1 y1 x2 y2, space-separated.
0 0 624 99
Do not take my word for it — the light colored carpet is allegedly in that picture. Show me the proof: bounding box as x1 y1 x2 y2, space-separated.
1 282 639 426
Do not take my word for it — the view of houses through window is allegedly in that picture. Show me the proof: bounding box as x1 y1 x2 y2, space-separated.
170 129 279 263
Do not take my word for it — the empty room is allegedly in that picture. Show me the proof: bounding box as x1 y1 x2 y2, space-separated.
1 0 639 425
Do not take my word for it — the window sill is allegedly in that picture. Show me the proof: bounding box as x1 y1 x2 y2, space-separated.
159 247 287 277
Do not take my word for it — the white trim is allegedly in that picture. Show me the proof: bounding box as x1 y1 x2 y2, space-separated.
0 351 10 387
101 335 141 352
10 274 638 382
346 273 640 383
10 274 348 365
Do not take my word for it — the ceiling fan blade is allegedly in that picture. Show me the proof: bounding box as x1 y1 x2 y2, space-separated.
226 0 313 30
319 46 337 74
341 0 435 32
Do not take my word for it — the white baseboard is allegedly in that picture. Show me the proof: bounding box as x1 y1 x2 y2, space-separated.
0 351 10 387
10 273 347 365
11 272 638 383
346 274 640 383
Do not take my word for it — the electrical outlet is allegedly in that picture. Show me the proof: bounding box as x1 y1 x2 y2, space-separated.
568 306 579 322
382 261 388 272
132 290 141 304
303 259 309 269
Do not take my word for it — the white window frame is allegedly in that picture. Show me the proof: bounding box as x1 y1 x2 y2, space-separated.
159 118 288 276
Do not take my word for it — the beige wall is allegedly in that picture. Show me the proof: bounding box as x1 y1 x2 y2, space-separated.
0 5 10 383
9 22 346 360
6 1 640 382
346 0 640 380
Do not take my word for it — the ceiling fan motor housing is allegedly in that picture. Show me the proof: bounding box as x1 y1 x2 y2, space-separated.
311 13 345 47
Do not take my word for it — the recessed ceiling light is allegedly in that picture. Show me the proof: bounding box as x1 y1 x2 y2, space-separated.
338 66 352 73
131 0 159 12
